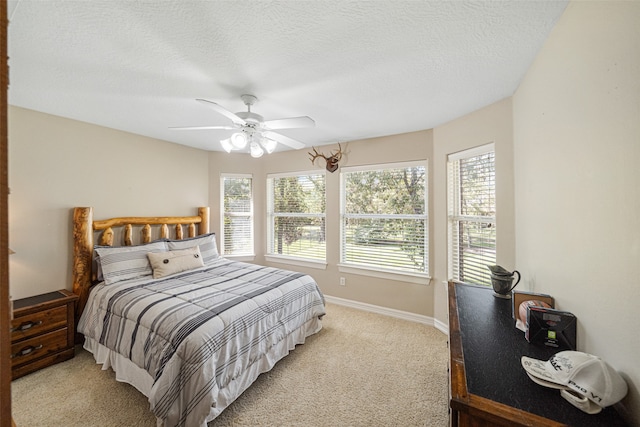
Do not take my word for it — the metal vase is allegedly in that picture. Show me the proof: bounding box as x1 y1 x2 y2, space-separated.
487 265 521 299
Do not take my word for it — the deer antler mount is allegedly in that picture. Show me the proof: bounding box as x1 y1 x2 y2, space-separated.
308 143 343 173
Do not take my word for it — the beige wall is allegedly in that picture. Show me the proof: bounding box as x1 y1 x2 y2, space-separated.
513 1 639 424
8 104 515 324
8 106 209 299
432 98 515 325
208 117 516 324
9 2 638 421
209 131 439 318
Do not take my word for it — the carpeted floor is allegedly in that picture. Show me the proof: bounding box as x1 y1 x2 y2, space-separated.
12 303 449 427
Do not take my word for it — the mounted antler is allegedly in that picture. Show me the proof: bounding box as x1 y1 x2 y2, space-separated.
308 143 343 173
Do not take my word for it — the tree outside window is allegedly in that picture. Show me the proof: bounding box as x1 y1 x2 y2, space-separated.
221 174 253 256
448 144 496 286
341 162 428 275
267 172 326 261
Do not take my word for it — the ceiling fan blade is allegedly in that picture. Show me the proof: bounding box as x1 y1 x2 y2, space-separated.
263 131 306 150
263 116 315 130
196 99 246 125
169 125 235 130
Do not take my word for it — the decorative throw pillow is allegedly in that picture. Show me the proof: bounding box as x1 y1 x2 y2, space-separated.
147 246 205 279
95 240 168 285
165 233 219 264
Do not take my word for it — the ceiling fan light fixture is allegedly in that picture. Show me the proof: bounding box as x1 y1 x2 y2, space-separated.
220 138 233 153
176 95 313 154
250 141 264 158
261 138 277 154
231 132 248 149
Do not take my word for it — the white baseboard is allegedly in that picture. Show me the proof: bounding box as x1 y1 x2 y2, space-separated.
433 318 449 335
323 295 448 336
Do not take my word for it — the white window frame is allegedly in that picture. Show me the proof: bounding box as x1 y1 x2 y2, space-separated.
266 170 327 269
338 161 429 284
220 173 254 260
447 143 496 286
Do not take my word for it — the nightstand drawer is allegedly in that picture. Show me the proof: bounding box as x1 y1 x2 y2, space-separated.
11 328 68 368
10 305 68 342
11 290 79 379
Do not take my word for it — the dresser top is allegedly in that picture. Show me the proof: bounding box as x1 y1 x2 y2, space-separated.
452 282 627 426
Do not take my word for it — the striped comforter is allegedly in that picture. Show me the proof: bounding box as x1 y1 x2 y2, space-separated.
78 258 326 427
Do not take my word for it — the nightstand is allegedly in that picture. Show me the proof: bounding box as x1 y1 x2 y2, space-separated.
10 289 79 380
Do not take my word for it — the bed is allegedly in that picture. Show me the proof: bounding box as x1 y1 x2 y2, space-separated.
71 207 326 427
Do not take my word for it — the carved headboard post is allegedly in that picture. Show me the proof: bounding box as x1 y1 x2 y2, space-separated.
199 207 210 234
72 207 93 322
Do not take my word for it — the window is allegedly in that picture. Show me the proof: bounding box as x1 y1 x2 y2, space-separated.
267 171 326 262
221 174 253 256
340 161 428 276
447 144 496 286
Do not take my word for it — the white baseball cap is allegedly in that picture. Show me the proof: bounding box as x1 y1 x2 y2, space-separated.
521 351 628 414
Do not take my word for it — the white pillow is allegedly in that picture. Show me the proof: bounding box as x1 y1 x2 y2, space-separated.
165 233 219 264
94 240 167 285
147 246 205 279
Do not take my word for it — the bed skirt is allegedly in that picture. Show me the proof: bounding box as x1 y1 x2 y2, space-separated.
83 315 323 426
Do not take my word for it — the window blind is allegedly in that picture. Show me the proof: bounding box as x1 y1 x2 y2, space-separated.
448 145 495 286
341 162 428 275
267 172 326 261
221 175 253 255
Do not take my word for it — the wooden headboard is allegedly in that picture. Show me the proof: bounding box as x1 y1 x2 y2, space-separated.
71 207 210 321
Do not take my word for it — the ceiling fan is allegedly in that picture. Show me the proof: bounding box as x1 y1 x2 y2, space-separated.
170 94 315 157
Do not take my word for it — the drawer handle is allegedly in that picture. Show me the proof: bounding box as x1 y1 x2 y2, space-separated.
11 344 43 359
11 320 43 332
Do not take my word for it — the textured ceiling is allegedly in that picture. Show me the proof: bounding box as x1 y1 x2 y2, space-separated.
7 0 568 152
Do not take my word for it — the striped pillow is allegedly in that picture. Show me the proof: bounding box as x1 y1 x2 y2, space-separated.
95 240 168 285
165 233 219 264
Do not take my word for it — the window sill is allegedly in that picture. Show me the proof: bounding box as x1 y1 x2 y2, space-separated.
337 264 431 285
222 254 255 262
264 255 327 270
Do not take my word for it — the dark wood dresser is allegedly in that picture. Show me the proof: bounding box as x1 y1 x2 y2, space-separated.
448 281 628 427
10 290 79 379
